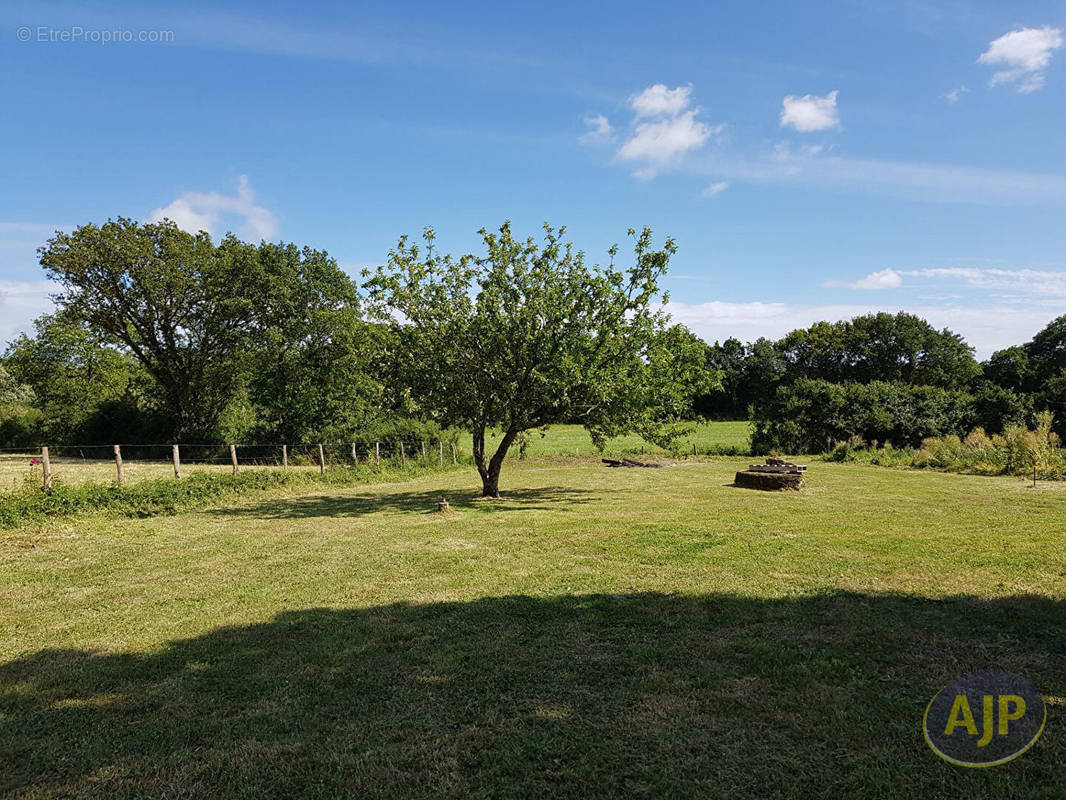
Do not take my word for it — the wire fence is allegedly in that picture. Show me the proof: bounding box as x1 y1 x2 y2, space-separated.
0 440 462 492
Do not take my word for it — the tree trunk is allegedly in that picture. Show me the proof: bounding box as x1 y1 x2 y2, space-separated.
472 426 518 497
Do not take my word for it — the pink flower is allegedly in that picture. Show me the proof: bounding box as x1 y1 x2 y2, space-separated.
29 458 41 466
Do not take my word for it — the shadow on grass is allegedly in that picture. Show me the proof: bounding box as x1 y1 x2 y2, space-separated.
2 592 1063 799
209 485 599 519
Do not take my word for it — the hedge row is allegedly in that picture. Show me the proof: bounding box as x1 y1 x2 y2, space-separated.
751 379 1031 454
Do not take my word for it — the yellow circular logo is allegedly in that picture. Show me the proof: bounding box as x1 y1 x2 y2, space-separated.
923 670 1046 767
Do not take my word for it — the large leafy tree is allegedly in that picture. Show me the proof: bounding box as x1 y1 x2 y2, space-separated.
776 312 979 388
38 219 379 442
39 219 263 439
247 243 383 441
365 222 710 497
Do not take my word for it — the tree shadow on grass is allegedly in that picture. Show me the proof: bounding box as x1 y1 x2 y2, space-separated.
1 592 1063 799
209 485 600 520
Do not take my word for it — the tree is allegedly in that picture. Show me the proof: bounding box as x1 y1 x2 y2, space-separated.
983 345 1032 394
776 312 979 388
38 220 381 443
244 243 382 442
4 314 145 443
38 219 263 439
0 364 34 407
695 337 748 417
364 222 707 497
1025 315 1066 382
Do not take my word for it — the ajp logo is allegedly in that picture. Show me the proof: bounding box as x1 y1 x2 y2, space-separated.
923 670 1046 767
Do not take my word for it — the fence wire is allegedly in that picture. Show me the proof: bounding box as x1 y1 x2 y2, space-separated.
0 439 462 491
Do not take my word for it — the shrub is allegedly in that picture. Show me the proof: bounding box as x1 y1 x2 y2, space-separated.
817 413 1064 479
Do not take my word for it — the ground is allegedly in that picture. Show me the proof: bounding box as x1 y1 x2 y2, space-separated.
1 451 1063 799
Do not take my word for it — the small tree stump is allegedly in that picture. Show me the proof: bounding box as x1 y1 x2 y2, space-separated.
734 470 805 491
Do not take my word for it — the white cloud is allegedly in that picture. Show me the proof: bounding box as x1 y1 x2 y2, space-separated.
846 268 903 290
779 90 840 132
903 266 1066 297
149 175 278 240
579 114 614 145
0 280 54 347
979 26 1064 93
701 181 729 197
664 299 1056 358
944 85 968 103
618 111 718 178
693 144 1066 205
614 85 720 179
827 265 1066 300
629 84 692 118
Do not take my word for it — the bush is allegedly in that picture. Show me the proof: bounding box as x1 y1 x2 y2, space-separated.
817 412 1064 479
751 379 975 454
360 418 462 448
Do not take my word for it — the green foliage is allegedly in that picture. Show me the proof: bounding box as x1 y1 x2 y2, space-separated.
362 418 462 448
985 315 1066 437
244 243 384 442
364 222 707 495
39 219 266 438
0 365 34 406
751 378 977 453
699 312 980 420
0 366 39 447
34 219 384 444
824 413 1065 479
3 315 148 444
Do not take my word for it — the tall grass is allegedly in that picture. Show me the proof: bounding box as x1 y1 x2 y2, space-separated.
825 411 1065 479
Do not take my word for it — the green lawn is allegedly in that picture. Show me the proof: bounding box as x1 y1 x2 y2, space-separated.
469 420 752 458
1 457 1063 798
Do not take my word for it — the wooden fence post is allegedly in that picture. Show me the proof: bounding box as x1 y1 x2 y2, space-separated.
351 442 357 463
692 443 697 456
172 444 181 478
400 441 406 467
439 440 444 466
420 440 426 460
282 444 288 468
318 444 326 474
451 442 457 464
375 441 380 467
41 446 51 492
114 444 125 485
230 444 238 475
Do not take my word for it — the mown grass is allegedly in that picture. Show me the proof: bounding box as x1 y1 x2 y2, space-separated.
1 458 1063 798
473 420 752 458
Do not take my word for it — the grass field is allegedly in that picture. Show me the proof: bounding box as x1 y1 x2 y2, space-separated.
0 422 753 491
1 455 1062 798
473 420 752 457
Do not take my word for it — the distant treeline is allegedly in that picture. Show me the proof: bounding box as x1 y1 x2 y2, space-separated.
694 312 1066 452
2 218 1063 457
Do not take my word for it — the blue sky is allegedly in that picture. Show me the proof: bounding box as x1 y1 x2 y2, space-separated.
2 0 1065 356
